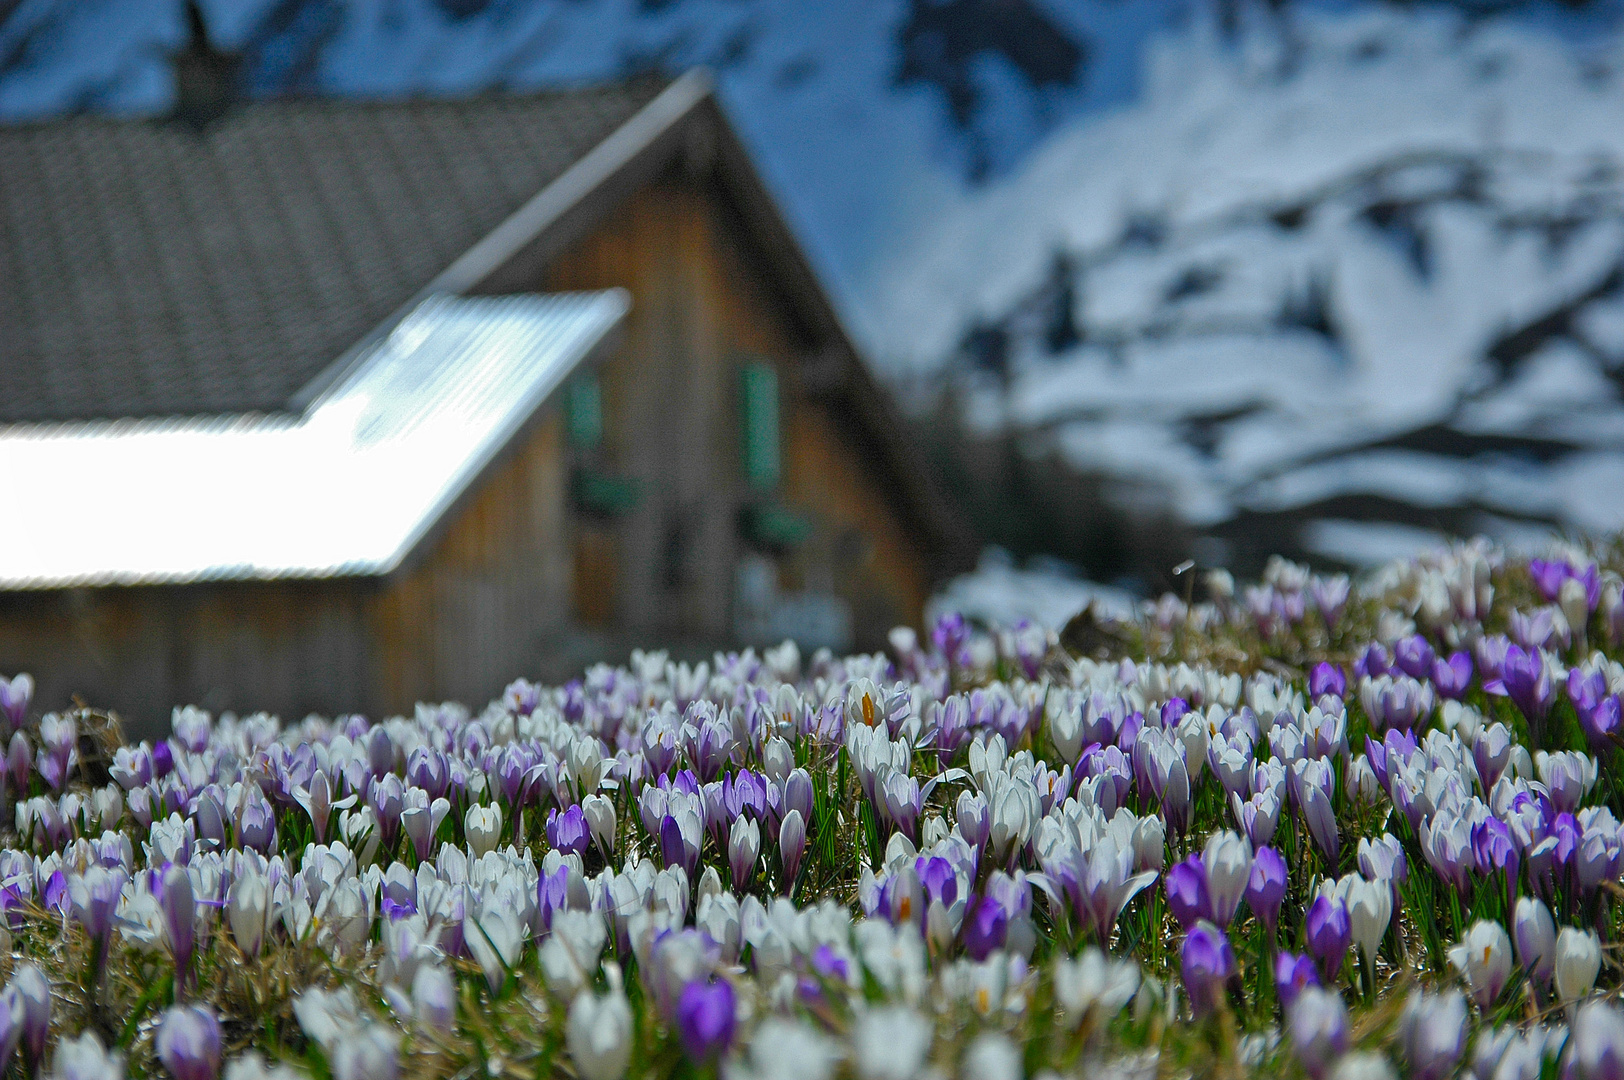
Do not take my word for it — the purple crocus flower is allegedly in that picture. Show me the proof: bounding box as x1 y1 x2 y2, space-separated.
1393 635 1436 680
1400 991 1468 1080
687 706 737 782
1530 558 1570 602
1353 643 1390 679
1246 847 1288 937
1431 652 1473 700
779 810 807 890
156 1004 221 1080
536 865 570 934
1292 758 1339 863
676 979 736 1064
407 746 450 800
1165 856 1212 930
0 675 31 730
963 893 1010 961
1275 951 1320 1011
1289 987 1350 1080
0 989 19 1077
160 863 196 990
1309 663 1346 700
1180 921 1236 1020
546 805 590 856
1306 895 1351 983
1310 576 1350 631
1572 1001 1624 1080
724 769 769 822
1501 645 1555 727
932 612 969 661
152 739 175 779
6 964 49 1078
237 789 278 854
781 769 814 825
1472 817 1520 908
68 867 126 978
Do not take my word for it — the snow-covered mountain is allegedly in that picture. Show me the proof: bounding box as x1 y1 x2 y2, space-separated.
7 0 1624 574
891 6 1624 569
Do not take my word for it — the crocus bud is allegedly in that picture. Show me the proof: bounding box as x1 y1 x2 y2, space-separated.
160 863 196 987
228 871 271 958
1556 926 1603 1003
1201 830 1251 927
567 964 633 1080
68 866 125 965
7 964 49 1077
676 979 736 1065
1165 856 1211 930
582 795 616 858
48 1030 123 1080
1306 896 1350 984
1289 986 1350 1080
1448 920 1512 1009
412 964 456 1035
465 803 503 858
157 1005 222 1080
1275 952 1320 1011
1180 921 1236 1020
1345 877 1391 969
0 675 31 730
779 810 807 890
401 796 450 862
1400 990 1466 1080
545 805 588 857
729 816 760 892
1571 1001 1624 1080
1246 847 1287 936
7 734 29 795
1513 897 1556 988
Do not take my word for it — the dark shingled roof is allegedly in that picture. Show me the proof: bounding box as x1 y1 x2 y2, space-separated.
0 81 667 424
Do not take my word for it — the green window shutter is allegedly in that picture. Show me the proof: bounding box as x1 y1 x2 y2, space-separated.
566 376 602 450
740 361 780 491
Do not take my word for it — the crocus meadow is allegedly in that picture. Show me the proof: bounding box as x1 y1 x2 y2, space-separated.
5 539 1624 1079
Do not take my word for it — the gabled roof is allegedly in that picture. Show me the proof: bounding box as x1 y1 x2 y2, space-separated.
0 292 627 589
0 71 977 578
0 80 664 424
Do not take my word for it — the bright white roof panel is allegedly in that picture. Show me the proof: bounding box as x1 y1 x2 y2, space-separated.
0 291 628 589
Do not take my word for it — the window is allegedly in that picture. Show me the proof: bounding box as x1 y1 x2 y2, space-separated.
739 361 780 491
565 374 602 451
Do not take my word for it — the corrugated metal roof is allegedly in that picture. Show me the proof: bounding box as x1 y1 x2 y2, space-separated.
0 291 628 590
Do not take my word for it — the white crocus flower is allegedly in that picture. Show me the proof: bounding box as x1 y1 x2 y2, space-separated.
1448 920 1512 1009
1053 947 1140 1028
1555 926 1603 1003
581 794 616 857
567 963 634 1080
465 804 503 859
467 902 526 992
1201 830 1252 926
853 1005 933 1080
1346 875 1393 970
227 868 274 957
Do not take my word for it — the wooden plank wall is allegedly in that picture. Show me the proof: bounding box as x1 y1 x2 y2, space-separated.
0 579 374 737
536 176 932 648
0 411 570 734
370 409 571 713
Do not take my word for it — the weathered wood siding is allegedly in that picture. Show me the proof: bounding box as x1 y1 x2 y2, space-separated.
0 410 570 734
536 177 931 646
370 409 572 712
0 580 373 735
